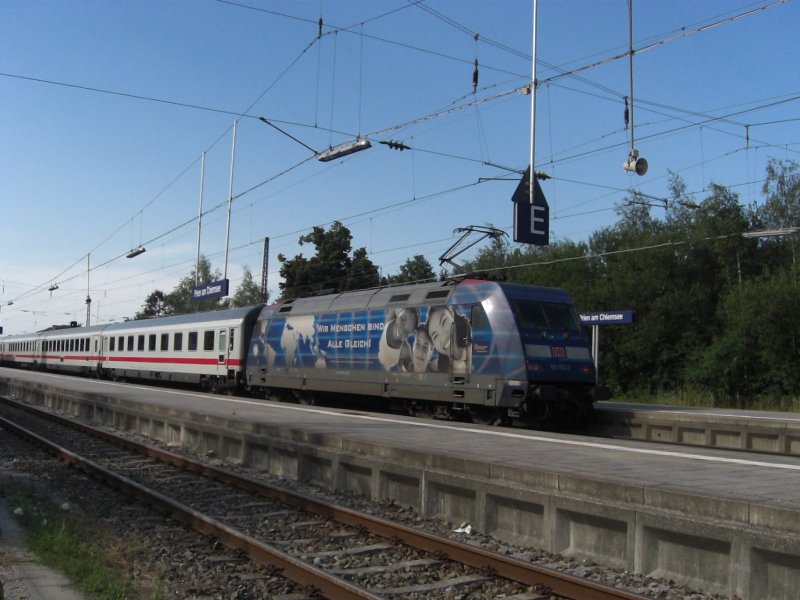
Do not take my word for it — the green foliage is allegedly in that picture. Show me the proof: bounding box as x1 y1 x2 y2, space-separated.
11 492 143 599
135 257 267 318
383 254 435 285
166 256 228 315
277 221 379 298
687 271 800 402
230 265 265 307
462 164 800 406
134 290 172 320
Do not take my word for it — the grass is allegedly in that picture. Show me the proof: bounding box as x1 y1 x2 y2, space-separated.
610 389 800 413
6 488 165 600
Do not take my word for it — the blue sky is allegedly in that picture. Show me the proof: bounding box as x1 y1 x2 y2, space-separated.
1 0 798 333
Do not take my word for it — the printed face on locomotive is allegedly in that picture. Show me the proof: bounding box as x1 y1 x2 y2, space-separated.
426 305 454 356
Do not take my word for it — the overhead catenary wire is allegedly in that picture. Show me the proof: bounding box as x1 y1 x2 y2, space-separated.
2 0 795 318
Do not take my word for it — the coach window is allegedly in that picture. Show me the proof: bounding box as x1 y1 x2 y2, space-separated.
188 331 198 351
118 337 124 352
127 336 134 352
149 334 156 352
137 335 145 351
109 337 115 352
160 333 169 351
79 339 84 352
85 338 90 352
203 330 215 351
174 332 183 351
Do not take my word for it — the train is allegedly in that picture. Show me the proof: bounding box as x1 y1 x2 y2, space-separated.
0 279 596 426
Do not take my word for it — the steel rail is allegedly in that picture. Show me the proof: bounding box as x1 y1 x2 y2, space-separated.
1 396 648 600
0 413 382 600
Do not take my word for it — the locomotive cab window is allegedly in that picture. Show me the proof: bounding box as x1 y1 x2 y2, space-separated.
513 300 582 334
472 304 489 330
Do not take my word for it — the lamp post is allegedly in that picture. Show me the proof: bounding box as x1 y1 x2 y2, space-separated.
223 121 237 284
196 151 205 287
86 254 91 327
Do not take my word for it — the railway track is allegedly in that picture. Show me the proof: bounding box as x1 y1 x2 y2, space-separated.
0 396 648 600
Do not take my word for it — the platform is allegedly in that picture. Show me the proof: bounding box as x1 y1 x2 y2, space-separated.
1 368 799 600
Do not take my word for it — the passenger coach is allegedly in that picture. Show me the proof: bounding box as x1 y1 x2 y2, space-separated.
100 306 261 392
0 332 43 369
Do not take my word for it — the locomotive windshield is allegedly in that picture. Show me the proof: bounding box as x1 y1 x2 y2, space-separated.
512 300 583 334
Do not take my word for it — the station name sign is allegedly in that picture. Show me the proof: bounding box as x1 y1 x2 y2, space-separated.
579 310 635 325
192 279 229 302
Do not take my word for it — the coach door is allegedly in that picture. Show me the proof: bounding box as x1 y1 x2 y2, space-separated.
218 329 228 368
449 305 472 385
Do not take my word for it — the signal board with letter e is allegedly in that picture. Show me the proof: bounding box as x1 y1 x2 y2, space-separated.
512 166 549 246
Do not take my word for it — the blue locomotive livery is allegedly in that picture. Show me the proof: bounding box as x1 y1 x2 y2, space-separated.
247 279 595 426
0 278 595 427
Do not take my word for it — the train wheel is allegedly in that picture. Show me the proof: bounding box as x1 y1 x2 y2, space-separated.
469 408 504 426
292 390 315 405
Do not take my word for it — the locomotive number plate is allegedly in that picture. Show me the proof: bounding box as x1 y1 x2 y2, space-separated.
551 346 566 358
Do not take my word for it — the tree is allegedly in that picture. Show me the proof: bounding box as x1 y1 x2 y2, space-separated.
277 222 379 298
134 290 173 320
231 266 266 307
345 247 380 291
687 271 800 404
759 159 800 277
166 256 228 314
383 254 435 285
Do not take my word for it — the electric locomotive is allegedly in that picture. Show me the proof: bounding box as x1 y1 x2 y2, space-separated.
247 279 595 426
